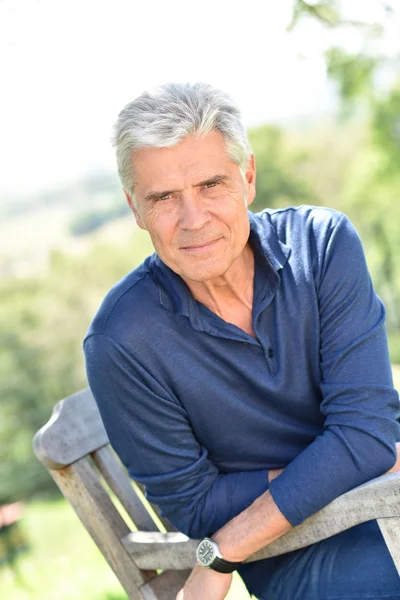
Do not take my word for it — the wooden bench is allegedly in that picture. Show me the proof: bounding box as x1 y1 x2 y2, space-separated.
33 388 400 599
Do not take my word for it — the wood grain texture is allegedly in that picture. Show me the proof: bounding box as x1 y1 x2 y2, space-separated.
93 445 159 532
377 517 400 576
123 532 195 570
50 457 156 597
122 472 400 571
33 388 108 469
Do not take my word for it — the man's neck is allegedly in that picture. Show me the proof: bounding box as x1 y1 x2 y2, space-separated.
183 244 256 336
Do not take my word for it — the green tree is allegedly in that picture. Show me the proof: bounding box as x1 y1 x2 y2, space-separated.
249 125 313 212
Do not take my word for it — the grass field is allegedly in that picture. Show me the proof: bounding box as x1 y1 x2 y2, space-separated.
0 496 251 600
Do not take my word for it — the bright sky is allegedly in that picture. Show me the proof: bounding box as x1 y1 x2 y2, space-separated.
0 0 398 197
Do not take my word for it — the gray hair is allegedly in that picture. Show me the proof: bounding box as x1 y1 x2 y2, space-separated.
112 82 252 198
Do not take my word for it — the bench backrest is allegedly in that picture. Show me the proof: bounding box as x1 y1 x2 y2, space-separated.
33 388 187 599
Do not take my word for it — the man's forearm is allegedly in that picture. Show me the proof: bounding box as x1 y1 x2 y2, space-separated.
212 488 291 562
213 443 400 564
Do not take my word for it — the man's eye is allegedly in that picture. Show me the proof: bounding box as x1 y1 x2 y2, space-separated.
157 194 173 201
204 182 219 189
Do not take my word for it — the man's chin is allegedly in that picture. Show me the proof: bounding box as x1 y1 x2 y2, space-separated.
178 262 229 284
160 252 232 284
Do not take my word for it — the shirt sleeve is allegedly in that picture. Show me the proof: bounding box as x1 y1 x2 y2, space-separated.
269 213 400 526
84 333 269 538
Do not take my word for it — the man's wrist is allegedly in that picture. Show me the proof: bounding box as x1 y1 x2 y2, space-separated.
212 532 248 563
196 537 243 572
211 489 292 563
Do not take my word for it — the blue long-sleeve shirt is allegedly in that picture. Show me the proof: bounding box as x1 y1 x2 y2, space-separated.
84 206 399 542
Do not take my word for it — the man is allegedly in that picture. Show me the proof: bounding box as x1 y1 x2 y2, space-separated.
84 82 400 599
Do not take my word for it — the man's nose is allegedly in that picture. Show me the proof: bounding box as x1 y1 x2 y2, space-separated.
179 193 211 230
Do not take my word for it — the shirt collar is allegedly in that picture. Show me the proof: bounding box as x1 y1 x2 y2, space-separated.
151 210 291 321
248 210 291 273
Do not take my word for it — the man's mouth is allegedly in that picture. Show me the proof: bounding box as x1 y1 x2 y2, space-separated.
181 238 221 253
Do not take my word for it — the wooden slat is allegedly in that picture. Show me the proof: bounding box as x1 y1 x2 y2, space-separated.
122 473 400 571
123 531 195 570
134 481 177 532
50 456 156 598
377 517 400 576
33 388 108 469
140 569 191 600
93 445 159 532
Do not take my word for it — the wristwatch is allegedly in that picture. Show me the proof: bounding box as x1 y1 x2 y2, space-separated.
196 537 243 573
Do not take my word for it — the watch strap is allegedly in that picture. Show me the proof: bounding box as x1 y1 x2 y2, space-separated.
209 555 243 574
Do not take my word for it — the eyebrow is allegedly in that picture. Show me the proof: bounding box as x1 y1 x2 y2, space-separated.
196 174 227 187
144 174 228 202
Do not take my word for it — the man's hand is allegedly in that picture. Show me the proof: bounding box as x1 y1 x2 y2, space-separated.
176 565 232 600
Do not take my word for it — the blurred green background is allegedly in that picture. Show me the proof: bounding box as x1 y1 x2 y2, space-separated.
1 1 399 598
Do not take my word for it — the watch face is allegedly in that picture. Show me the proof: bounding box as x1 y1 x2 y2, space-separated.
196 539 217 567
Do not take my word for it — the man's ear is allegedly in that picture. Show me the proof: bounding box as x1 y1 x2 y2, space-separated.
245 154 256 208
123 189 147 230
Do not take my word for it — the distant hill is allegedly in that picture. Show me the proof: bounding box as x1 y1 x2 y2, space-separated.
0 171 121 219
0 171 130 278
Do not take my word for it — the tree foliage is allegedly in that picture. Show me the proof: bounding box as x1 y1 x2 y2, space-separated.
325 48 377 108
288 0 342 30
249 126 313 211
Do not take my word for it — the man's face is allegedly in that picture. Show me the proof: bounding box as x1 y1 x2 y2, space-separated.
126 131 256 283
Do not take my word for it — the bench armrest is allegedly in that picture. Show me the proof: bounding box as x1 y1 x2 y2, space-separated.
122 472 400 570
